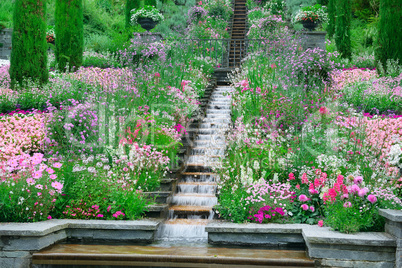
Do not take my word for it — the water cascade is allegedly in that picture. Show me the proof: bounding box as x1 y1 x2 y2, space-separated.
157 86 232 242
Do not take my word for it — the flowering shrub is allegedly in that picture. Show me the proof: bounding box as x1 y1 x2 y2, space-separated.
56 152 164 220
0 153 63 222
130 5 164 24
323 174 402 233
187 6 208 24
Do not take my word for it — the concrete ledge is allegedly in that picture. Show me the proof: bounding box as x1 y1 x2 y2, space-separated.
380 209 402 268
206 221 398 267
206 222 307 248
0 219 162 268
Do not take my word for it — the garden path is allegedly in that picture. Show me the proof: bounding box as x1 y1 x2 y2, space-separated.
157 86 232 242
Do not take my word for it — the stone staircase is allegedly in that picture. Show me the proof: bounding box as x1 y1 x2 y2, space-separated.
143 81 217 219
229 0 247 67
156 86 232 241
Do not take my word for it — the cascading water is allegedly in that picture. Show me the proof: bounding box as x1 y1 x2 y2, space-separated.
157 86 232 243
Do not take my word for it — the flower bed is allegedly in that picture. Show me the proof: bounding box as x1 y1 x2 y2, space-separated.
0 32 216 222
214 1 402 234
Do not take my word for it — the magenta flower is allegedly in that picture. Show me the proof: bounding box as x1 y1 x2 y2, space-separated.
301 204 309 211
319 106 329 115
310 206 315 212
298 194 308 202
47 215 52 220
343 201 352 208
367 194 377 204
318 220 324 227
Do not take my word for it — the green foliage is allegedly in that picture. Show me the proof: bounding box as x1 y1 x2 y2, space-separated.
285 0 316 17
207 0 232 21
375 0 402 70
55 0 84 72
145 0 157 6
335 0 352 59
0 0 13 28
327 0 335 37
126 0 141 27
10 0 48 87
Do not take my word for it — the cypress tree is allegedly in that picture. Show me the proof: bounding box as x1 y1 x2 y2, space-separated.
126 0 141 28
376 0 402 68
10 0 48 87
335 0 351 59
327 0 335 38
55 0 84 72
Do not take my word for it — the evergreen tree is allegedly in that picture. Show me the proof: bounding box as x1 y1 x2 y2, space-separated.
126 0 141 28
55 0 84 72
327 0 335 38
335 0 351 59
376 0 402 68
10 0 48 87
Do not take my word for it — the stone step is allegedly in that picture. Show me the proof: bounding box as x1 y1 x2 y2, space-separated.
32 244 315 267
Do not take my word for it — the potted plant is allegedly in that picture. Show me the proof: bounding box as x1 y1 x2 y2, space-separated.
292 4 328 31
130 5 164 32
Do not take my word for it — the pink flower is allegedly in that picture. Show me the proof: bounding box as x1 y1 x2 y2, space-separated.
32 171 43 179
319 107 329 115
350 184 360 194
367 194 377 204
353 176 363 185
154 72 160 78
49 174 57 180
107 205 111 212
358 187 368 197
26 178 35 186
47 215 52 220
310 206 315 212
298 194 308 202
343 201 352 208
46 168 55 174
53 162 62 168
318 220 324 227
270 63 277 69
37 192 42 196
96 214 104 218
301 204 309 211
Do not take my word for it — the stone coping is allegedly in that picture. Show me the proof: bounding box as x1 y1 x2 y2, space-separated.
379 209 402 223
0 219 162 237
303 227 396 247
206 222 308 234
206 222 396 247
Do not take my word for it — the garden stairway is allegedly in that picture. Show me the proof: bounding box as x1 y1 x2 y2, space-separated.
229 0 247 67
157 86 232 241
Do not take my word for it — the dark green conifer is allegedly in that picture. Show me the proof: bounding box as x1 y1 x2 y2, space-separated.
335 0 351 59
55 0 84 72
126 0 141 27
376 0 402 68
10 0 48 87
327 0 335 38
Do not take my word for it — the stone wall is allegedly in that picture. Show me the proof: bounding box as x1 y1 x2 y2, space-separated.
206 220 399 268
0 28 12 60
380 209 402 268
0 219 161 268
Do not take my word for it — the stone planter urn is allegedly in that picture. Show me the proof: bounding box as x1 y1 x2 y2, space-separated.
138 18 159 32
301 20 319 31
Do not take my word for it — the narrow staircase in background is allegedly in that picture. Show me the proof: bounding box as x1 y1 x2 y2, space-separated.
229 0 247 67
157 86 232 241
